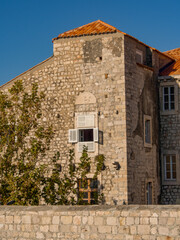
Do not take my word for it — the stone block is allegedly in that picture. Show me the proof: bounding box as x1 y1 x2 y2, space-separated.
41 216 51 224
150 217 158 225
36 232 44 239
52 216 59 225
98 225 112 233
22 215 31 224
73 216 81 225
158 226 169 236
126 217 134 225
6 216 13 224
61 216 72 225
40 225 49 232
137 225 150 235
107 216 117 225
49 224 59 232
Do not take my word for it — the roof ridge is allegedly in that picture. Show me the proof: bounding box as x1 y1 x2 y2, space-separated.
96 20 117 31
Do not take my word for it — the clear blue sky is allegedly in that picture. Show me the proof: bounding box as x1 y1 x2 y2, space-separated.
0 0 179 85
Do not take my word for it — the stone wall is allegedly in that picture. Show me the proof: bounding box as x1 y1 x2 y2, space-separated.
124 36 162 204
161 185 180 204
0 32 128 205
0 205 179 239
159 76 180 204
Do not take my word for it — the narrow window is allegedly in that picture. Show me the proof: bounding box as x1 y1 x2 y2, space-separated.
136 49 143 64
145 120 151 144
146 182 152 205
144 115 152 147
78 178 98 204
163 86 175 111
164 155 176 180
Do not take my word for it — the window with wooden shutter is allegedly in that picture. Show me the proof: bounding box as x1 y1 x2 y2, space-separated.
78 142 95 152
69 129 78 143
77 115 94 128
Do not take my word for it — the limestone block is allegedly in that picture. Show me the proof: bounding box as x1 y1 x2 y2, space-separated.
49 224 59 232
41 216 51 224
73 216 81 225
61 216 72 225
93 216 104 226
52 216 60 225
98 225 111 234
158 226 169 236
137 225 150 235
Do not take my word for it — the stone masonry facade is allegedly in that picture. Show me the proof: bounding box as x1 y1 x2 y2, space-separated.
159 75 180 204
0 205 179 239
1 20 179 205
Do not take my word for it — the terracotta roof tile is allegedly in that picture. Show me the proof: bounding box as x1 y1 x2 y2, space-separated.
53 20 118 40
164 48 180 60
52 20 175 61
160 59 180 76
160 48 180 76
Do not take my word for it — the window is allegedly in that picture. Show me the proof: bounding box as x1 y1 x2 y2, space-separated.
146 182 152 205
136 49 143 64
79 129 93 142
69 114 98 152
164 155 176 180
144 115 152 147
163 86 175 111
78 178 98 204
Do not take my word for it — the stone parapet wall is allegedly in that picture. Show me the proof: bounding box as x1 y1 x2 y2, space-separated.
0 205 179 239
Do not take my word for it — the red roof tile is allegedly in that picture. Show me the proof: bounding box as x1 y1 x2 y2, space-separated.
52 20 175 61
160 59 180 76
53 20 118 40
161 48 180 76
164 48 180 60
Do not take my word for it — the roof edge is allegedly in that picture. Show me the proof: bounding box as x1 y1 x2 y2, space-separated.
0 56 54 89
52 20 175 61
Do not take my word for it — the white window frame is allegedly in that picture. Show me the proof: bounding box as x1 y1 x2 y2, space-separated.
163 86 175 111
159 80 178 115
69 128 98 152
164 155 176 181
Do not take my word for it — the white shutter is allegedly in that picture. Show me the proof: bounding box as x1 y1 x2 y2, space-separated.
85 115 94 127
77 116 86 128
93 128 98 142
78 142 95 152
87 142 95 152
77 115 94 128
69 129 78 143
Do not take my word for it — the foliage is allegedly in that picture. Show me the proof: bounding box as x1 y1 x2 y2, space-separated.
43 146 105 205
0 80 105 205
0 80 53 205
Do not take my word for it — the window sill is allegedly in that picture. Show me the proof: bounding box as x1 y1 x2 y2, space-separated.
144 143 152 148
160 110 178 115
162 180 178 185
136 62 154 71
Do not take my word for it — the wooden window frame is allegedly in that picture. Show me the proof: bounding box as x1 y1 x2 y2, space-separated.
78 178 98 204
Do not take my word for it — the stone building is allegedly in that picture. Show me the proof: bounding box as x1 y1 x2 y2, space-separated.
1 20 179 205
159 48 180 204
